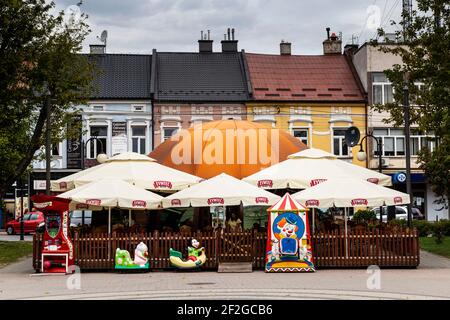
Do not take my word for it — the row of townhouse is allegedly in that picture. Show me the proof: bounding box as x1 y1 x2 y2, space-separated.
23 28 447 221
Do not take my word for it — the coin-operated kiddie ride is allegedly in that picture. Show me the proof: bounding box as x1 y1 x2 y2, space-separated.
265 193 315 272
32 195 74 274
169 238 207 269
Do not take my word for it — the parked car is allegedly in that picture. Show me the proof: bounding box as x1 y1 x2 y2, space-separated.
5 211 44 235
371 206 424 222
70 210 92 227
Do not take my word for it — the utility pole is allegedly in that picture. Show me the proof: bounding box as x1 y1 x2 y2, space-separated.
45 94 51 196
403 0 413 227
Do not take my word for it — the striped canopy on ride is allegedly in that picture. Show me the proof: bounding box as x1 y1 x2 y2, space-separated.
269 193 307 212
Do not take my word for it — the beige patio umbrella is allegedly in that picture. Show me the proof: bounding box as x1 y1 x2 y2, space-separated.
243 148 392 189
162 173 281 208
292 177 410 258
58 178 164 234
51 152 203 192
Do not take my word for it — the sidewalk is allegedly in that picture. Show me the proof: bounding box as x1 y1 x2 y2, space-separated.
1 250 450 300
0 231 33 242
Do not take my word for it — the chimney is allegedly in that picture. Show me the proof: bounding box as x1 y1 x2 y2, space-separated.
198 30 213 53
89 44 106 54
323 28 342 55
221 27 238 52
280 40 291 55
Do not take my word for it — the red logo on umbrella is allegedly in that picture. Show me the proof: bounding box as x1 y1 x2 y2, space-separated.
255 197 269 204
394 197 403 204
367 178 379 184
310 179 327 187
86 199 102 206
153 181 173 189
306 199 320 207
59 182 67 189
207 198 225 205
257 180 273 188
132 200 147 208
171 199 182 206
351 199 368 206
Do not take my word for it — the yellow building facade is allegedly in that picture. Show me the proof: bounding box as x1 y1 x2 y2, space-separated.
246 103 367 167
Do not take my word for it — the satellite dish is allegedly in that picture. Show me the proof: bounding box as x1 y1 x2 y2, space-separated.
100 30 108 44
345 126 361 147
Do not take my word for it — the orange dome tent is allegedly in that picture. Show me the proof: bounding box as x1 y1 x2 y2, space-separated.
150 120 307 179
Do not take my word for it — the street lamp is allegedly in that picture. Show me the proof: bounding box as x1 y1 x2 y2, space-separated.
357 133 384 224
81 137 108 170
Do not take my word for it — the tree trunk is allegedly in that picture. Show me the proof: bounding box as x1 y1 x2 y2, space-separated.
0 105 47 200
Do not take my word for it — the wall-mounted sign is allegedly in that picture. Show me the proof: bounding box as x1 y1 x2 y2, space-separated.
393 172 407 184
66 114 82 169
112 122 128 156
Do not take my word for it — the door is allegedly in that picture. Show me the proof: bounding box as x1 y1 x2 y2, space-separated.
27 213 40 233
219 231 255 263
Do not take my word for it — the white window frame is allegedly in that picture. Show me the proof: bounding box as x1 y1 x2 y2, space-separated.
87 121 111 159
373 128 436 157
131 104 145 113
162 127 179 142
130 125 148 155
332 127 351 158
291 127 310 146
90 104 106 112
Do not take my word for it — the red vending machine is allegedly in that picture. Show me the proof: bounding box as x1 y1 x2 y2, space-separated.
32 195 74 274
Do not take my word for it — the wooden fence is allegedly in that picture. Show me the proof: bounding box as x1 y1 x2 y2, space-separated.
32 227 420 271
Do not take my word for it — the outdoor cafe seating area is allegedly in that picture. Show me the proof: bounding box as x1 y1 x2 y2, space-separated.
32 148 420 272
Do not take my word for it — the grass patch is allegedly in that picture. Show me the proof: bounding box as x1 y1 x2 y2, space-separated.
0 241 33 268
420 237 450 259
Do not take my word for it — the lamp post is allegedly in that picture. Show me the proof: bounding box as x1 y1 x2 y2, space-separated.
356 133 384 224
403 75 413 228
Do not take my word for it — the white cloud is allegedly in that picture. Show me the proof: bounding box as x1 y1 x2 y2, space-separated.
53 0 404 55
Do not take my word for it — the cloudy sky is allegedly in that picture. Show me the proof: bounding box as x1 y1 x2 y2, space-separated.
53 0 405 55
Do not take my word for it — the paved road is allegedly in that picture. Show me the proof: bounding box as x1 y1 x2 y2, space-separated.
1 251 450 300
0 231 33 242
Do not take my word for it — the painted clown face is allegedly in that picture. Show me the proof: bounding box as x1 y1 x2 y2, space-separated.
191 239 200 248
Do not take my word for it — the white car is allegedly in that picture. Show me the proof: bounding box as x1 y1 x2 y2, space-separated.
371 206 423 222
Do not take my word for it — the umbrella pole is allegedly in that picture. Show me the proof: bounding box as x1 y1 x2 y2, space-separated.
108 207 111 235
312 208 315 234
129 209 131 227
344 207 348 258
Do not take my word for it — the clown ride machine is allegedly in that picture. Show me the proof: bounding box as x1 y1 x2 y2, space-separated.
32 195 75 274
266 193 315 272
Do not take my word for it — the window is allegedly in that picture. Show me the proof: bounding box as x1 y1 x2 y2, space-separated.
131 126 147 155
51 144 60 156
333 129 350 157
89 126 108 159
292 129 309 146
30 214 39 220
373 128 436 157
132 105 145 112
92 105 105 112
163 127 178 141
372 73 394 105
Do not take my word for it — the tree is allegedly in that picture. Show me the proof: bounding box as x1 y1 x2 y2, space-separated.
373 0 450 216
0 0 95 199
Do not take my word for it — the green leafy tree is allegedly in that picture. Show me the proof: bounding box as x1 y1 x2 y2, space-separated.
0 0 95 198
373 0 450 216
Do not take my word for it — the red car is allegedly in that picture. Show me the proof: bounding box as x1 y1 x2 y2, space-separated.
5 212 44 235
